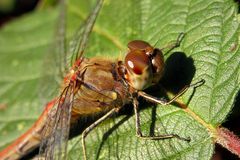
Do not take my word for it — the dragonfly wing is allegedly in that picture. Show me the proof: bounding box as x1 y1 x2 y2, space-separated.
69 0 104 64
39 85 74 160
54 0 67 76
39 0 105 158
38 0 67 106
38 0 104 106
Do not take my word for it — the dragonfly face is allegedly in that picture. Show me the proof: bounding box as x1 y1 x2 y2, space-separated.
124 40 164 90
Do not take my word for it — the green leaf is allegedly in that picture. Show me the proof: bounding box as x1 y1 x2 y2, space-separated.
0 0 239 160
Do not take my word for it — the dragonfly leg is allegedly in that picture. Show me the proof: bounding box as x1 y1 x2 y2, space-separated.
160 32 185 54
138 79 205 105
160 33 185 55
133 99 189 141
82 108 117 160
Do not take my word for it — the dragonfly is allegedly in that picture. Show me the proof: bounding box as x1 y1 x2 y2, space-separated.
0 0 205 159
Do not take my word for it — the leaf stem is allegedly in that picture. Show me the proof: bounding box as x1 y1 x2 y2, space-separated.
216 127 240 158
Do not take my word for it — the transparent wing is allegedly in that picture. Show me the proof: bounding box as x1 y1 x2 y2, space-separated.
38 0 105 158
38 83 116 159
69 0 104 64
38 0 67 104
39 85 74 159
55 0 67 76
38 0 104 104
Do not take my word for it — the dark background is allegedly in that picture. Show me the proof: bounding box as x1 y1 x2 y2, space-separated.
0 0 39 26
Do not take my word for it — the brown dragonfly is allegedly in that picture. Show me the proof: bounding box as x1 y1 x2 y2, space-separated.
0 0 204 159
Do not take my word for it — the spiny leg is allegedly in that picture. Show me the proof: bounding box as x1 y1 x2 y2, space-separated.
133 99 189 141
138 79 205 105
160 32 185 54
133 79 204 141
81 108 117 160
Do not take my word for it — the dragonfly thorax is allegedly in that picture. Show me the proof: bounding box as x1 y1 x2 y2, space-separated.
124 40 164 90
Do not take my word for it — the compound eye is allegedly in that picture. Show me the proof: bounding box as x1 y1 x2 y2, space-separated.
151 49 165 83
128 40 153 52
151 49 164 73
125 51 150 75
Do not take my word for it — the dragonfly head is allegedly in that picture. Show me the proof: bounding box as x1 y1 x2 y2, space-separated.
124 40 164 90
